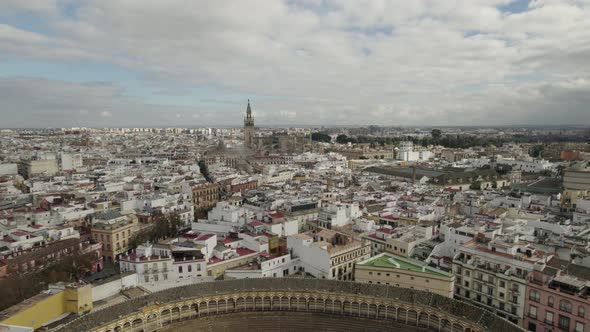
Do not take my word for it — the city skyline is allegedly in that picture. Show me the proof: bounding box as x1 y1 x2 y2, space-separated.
1 0 590 128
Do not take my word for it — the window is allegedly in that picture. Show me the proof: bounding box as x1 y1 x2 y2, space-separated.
579 306 585 318
548 296 554 307
559 315 570 330
545 311 553 324
465 270 470 277
575 322 584 332
154 275 159 282
163 274 168 280
529 290 540 302
529 306 537 319
144 276 149 283
560 300 572 313
178 266 183 273
499 281 506 288
188 265 192 273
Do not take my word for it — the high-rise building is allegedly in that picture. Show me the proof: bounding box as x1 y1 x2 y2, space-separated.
243 99 255 148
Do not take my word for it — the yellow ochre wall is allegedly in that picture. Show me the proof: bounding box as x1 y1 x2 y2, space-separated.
1 285 92 329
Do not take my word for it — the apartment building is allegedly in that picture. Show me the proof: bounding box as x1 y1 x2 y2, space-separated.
287 228 370 281
192 182 219 210
562 163 590 209
524 265 589 332
91 212 138 262
453 236 552 325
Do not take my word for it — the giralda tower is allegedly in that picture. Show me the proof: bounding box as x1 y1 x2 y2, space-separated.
243 99 255 148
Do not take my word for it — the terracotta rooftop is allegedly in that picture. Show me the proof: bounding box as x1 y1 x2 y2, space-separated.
268 212 285 219
195 234 215 241
377 228 395 234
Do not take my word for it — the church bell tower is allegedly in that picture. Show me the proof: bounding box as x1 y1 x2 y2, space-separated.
244 99 255 148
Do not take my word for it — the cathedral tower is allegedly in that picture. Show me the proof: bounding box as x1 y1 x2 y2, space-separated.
244 99 255 148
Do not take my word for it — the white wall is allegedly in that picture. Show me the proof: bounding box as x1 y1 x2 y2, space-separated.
191 221 235 237
91 273 138 302
287 236 330 279
0 325 34 332
0 163 18 176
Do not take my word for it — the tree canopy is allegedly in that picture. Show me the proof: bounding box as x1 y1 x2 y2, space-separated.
311 132 331 143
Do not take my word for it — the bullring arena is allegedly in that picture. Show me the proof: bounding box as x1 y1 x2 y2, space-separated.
52 278 525 332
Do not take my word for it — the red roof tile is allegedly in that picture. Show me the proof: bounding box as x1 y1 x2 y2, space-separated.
268 212 285 219
195 234 215 241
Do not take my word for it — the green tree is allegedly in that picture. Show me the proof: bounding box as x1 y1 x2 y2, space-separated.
198 160 213 182
129 213 183 249
431 129 442 141
470 181 482 190
311 132 331 143
336 134 349 144
531 145 545 158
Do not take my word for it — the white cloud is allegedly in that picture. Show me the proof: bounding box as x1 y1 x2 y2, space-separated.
1 0 590 126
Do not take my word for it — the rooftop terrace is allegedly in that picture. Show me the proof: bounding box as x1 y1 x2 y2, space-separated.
358 253 452 278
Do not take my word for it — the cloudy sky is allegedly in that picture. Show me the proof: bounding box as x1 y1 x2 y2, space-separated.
1 0 589 128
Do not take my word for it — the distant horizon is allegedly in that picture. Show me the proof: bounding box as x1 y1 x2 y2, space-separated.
1 124 589 130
